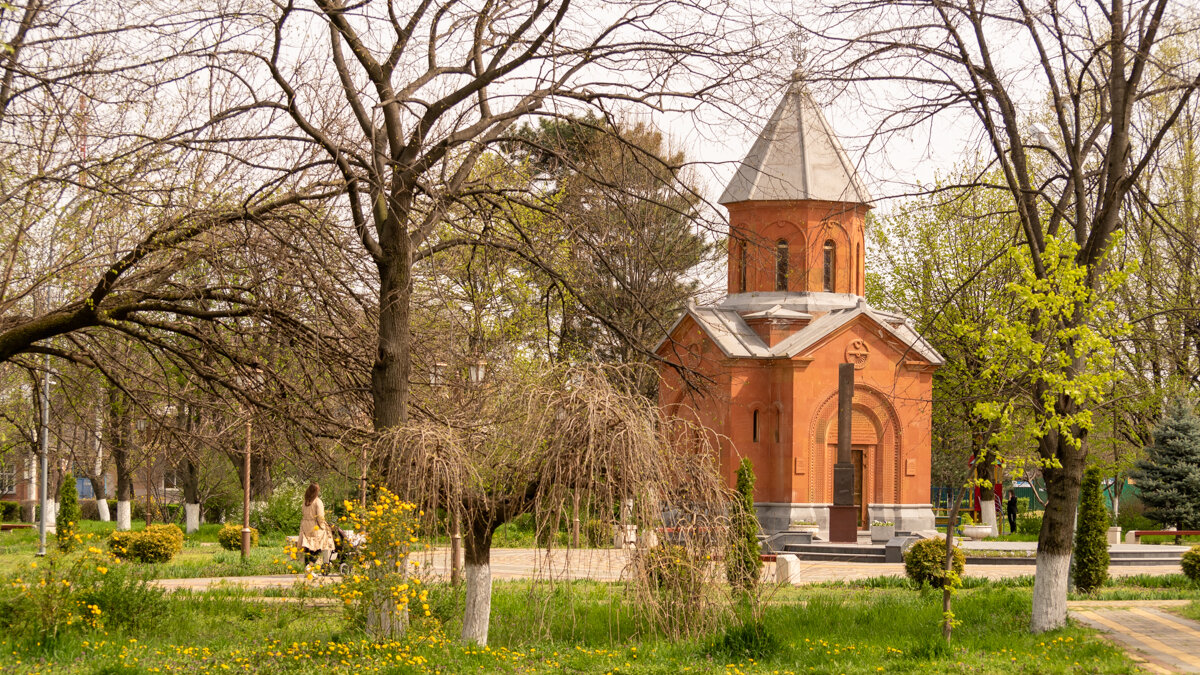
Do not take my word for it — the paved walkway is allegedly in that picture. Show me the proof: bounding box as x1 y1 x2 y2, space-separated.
150 546 1187 591
1073 606 1200 673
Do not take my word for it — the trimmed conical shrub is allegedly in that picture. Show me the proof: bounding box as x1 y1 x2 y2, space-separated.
56 473 82 552
726 458 762 594
1073 466 1110 594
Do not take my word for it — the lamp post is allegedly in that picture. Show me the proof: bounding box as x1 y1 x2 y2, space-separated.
242 417 252 562
36 357 50 557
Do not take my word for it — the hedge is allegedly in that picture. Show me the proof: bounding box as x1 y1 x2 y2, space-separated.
1016 511 1044 535
0 501 18 522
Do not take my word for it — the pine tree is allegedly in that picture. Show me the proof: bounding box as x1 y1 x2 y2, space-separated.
56 473 82 552
726 458 762 594
1073 467 1110 594
1133 401 1200 532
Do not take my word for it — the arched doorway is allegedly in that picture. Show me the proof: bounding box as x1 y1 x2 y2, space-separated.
809 386 902 528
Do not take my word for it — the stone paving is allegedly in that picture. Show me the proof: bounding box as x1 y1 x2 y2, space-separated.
151 546 1188 591
1073 606 1200 673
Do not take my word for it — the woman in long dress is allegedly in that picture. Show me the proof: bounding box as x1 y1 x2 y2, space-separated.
299 482 334 569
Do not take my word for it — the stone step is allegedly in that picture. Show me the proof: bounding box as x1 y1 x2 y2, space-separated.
780 550 888 563
782 543 887 556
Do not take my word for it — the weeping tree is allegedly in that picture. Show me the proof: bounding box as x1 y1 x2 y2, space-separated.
378 363 729 645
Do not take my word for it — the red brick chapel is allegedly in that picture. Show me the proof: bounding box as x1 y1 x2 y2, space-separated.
655 82 943 535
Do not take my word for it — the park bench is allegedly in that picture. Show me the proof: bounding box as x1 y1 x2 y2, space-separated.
1124 529 1200 544
1 523 34 532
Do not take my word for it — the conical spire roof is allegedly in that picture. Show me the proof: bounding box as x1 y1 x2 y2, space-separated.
719 82 871 205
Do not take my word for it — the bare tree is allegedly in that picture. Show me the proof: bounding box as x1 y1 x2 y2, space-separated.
226 0 770 466
807 0 1200 631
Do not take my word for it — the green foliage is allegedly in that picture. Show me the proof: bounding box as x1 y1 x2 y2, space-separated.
250 478 306 535
725 458 761 594
1133 400 1200 529
974 234 1130 468
1017 511 1045 535
108 524 183 563
217 523 259 551
583 519 608 548
56 475 82 552
641 544 697 593
0 545 161 644
1181 546 1200 583
1073 468 1111 593
904 537 965 589
0 500 18 521
715 617 783 660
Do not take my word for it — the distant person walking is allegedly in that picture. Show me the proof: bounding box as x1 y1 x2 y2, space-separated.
299 482 334 570
1006 490 1019 535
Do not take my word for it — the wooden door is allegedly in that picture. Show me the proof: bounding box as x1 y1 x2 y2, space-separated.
852 448 866 529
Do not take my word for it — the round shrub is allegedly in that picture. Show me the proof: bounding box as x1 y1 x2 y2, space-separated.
218 523 259 551
1182 545 1200 582
108 524 184 563
903 537 965 588
56 474 82 552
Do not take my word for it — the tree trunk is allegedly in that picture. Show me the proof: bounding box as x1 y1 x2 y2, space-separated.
183 457 201 533
370 255 412 482
943 487 964 642
89 476 110 521
1031 444 1083 632
462 516 495 645
106 383 134 531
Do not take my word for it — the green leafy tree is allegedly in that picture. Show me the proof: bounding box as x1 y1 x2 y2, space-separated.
1133 401 1200 534
56 473 81 553
1073 467 1110 594
726 458 762 594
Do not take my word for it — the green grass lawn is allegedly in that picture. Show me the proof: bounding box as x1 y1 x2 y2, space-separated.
0 577 1147 674
0 520 299 579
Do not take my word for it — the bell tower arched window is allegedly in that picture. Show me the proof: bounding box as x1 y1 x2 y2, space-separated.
738 240 747 293
775 240 789 292
823 240 836 292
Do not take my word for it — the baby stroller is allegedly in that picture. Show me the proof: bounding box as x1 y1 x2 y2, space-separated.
330 525 364 576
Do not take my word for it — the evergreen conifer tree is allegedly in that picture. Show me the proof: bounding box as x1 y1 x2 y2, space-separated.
1073 467 1109 593
726 458 762 594
1133 401 1200 533
56 473 82 552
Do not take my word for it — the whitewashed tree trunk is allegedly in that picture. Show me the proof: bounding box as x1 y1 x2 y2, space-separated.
462 559 492 645
44 501 58 533
462 519 494 645
96 498 110 522
979 497 998 537
1031 551 1070 632
116 500 132 531
185 503 201 533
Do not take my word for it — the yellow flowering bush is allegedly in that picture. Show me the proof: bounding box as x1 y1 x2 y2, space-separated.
0 543 120 642
108 524 184 563
217 522 259 551
335 487 429 640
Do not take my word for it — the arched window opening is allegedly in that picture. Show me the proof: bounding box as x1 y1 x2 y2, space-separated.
752 410 760 443
775 240 789 291
823 240 837 292
774 408 781 443
738 240 747 293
